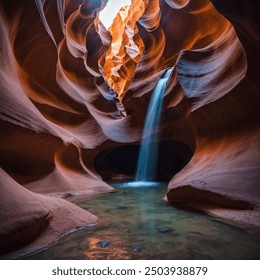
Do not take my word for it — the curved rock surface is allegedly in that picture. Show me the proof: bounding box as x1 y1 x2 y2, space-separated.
166 0 260 226
0 0 259 255
0 168 99 258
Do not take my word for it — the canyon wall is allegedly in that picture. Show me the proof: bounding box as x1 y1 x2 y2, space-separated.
0 0 259 255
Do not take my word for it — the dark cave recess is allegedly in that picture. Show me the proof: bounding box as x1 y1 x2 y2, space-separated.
94 140 193 181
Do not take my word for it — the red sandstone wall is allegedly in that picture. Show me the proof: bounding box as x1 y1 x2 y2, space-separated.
0 0 259 253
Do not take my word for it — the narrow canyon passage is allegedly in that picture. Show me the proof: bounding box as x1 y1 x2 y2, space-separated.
0 0 259 259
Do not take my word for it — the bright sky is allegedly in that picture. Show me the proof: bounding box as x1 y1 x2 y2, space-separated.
99 0 131 29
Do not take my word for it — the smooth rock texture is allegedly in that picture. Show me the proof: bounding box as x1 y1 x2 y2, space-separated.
0 168 52 254
0 168 99 258
0 0 259 256
167 0 260 226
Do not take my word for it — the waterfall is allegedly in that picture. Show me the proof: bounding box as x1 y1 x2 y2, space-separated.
135 68 173 182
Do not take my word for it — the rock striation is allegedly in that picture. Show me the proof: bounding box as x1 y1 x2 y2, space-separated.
0 0 259 255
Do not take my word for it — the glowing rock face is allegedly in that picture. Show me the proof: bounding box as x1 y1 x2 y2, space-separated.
1 0 260 255
98 0 147 100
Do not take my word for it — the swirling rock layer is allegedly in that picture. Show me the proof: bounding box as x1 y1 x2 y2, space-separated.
0 0 259 255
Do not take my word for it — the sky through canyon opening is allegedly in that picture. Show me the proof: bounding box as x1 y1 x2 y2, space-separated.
99 0 131 29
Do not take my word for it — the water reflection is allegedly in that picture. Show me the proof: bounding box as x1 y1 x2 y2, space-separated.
23 182 260 260
83 232 131 260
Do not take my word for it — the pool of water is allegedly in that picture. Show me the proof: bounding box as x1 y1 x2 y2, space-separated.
22 182 260 260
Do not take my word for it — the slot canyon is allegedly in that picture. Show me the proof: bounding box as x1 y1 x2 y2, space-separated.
0 0 259 259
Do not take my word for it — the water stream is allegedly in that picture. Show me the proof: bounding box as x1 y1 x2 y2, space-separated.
19 68 260 260
135 68 173 182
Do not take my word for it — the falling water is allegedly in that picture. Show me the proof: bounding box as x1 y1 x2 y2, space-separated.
135 68 173 182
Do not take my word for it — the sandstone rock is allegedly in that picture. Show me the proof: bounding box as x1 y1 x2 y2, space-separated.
0 0 259 257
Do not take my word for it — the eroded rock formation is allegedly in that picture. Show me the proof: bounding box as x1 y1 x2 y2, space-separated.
0 0 259 256
166 0 260 226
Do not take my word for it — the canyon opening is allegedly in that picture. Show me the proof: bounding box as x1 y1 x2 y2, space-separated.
0 0 259 260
